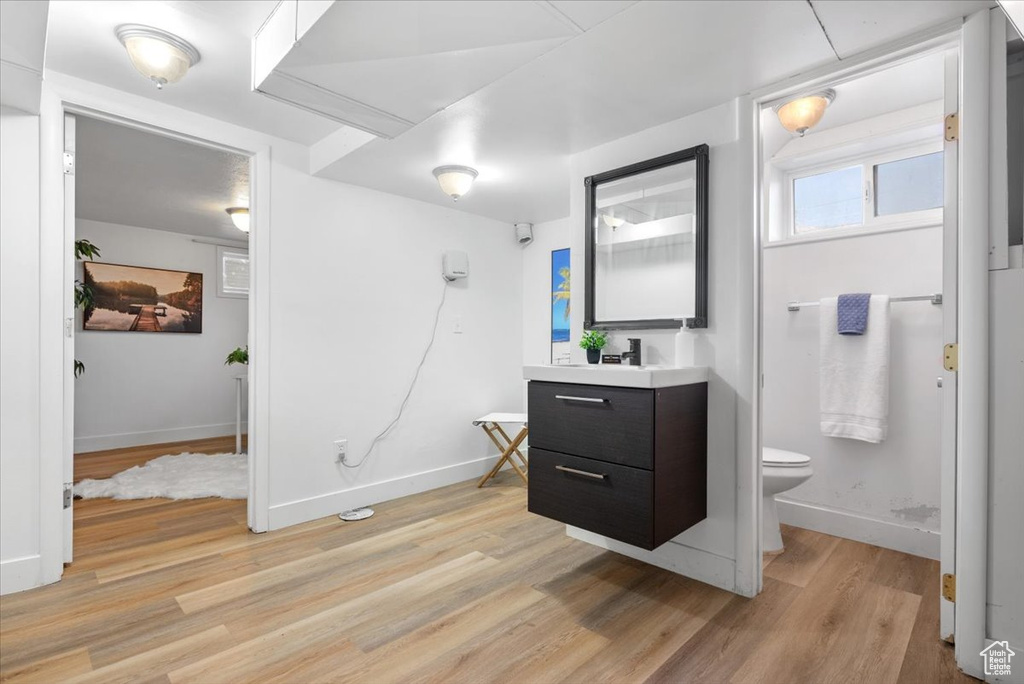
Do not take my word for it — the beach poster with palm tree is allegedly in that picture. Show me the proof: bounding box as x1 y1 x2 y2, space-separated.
82 262 203 333
551 248 571 365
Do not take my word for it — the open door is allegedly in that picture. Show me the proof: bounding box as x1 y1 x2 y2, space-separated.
62 112 75 564
939 50 959 643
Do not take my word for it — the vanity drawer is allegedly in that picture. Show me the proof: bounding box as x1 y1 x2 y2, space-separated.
528 381 653 469
528 448 653 549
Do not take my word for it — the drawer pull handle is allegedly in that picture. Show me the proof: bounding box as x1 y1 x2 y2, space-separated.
555 465 607 480
554 395 606 403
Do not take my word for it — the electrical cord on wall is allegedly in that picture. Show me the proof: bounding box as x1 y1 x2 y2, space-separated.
341 277 450 469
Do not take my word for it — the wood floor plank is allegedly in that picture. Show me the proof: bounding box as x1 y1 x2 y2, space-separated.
64 626 234 684
0 648 92 683
645 577 803 684
0 438 976 684
167 553 498 684
896 563 974 684
731 540 921 684
762 523 842 588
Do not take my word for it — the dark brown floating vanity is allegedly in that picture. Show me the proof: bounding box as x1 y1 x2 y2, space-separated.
524 368 708 551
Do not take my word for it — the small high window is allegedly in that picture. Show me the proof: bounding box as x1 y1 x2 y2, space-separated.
780 142 943 241
217 246 249 298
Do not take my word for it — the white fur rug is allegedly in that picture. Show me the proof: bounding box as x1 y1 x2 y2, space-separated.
75 452 247 500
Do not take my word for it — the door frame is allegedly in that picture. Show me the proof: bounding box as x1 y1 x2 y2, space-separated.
749 15 990 678
38 76 272 584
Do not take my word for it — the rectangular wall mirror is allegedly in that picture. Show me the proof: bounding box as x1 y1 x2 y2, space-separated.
584 144 709 330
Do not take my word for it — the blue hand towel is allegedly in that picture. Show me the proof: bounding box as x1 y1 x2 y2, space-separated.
837 293 871 335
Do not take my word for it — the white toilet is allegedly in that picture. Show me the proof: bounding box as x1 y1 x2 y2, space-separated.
762 447 813 553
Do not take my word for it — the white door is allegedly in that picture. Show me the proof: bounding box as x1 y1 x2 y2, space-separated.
939 50 959 642
63 112 76 563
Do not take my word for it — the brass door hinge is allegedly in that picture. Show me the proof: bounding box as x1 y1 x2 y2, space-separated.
943 343 959 372
944 113 959 142
942 573 956 602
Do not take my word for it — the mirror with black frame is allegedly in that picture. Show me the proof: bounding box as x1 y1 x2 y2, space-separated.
584 144 709 330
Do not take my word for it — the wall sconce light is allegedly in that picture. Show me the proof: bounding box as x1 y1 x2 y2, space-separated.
115 24 201 89
432 165 478 201
774 89 836 136
225 207 249 232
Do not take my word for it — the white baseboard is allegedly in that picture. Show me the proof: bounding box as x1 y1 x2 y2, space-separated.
566 526 742 596
0 554 41 596
74 422 247 453
775 497 940 560
268 454 501 530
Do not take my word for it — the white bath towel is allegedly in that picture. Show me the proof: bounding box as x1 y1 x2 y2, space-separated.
819 295 890 443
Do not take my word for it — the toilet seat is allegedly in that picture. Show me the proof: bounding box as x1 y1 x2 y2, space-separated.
763 447 811 468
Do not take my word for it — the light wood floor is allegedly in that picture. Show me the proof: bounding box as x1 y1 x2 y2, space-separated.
0 438 974 684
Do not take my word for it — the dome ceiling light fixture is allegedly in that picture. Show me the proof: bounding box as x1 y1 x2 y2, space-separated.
432 165 478 201
773 88 836 136
225 207 249 233
115 24 201 90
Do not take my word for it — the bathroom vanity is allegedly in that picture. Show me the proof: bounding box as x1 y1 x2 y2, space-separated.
524 365 708 550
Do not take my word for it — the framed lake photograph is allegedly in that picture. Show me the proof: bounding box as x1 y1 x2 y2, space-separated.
82 262 203 333
551 248 570 365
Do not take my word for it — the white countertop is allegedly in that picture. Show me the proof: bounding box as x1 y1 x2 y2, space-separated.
523 364 708 389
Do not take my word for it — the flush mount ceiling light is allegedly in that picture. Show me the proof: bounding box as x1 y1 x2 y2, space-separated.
773 89 836 136
601 214 625 230
115 24 201 89
432 165 478 201
225 207 249 233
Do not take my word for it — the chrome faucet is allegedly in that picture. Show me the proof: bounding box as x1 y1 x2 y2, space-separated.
621 338 642 366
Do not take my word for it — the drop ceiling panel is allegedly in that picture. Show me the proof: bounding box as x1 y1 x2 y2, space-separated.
281 37 568 124
811 0 992 57
315 0 837 224
547 1 640 31
273 0 583 129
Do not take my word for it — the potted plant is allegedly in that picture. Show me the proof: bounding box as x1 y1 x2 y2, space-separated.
579 330 607 364
225 346 249 366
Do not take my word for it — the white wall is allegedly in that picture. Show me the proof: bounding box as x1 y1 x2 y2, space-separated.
265 168 524 528
0 107 43 593
987 266 1024 660
73 220 249 453
763 227 944 559
521 98 758 595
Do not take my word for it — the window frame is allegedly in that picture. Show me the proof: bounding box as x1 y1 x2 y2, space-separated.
216 245 249 299
781 140 943 242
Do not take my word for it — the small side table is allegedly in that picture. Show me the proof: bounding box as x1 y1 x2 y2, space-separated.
234 374 247 454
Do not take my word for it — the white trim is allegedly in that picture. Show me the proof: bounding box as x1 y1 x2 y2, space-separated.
734 95 761 599
955 10 992 678
763 219 942 249
989 9 1009 271
566 527 742 596
38 84 66 589
267 454 504 531
247 147 271 533
74 422 248 454
775 498 940 560
37 73 275 587
0 555 42 596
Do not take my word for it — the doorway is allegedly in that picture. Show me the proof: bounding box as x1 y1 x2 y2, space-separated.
63 112 254 566
755 44 959 649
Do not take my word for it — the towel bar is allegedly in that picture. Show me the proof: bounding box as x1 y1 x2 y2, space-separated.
787 293 942 312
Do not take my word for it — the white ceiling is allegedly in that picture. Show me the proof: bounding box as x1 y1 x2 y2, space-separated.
75 114 250 241
302 0 990 224
45 0 339 145
43 0 994 225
